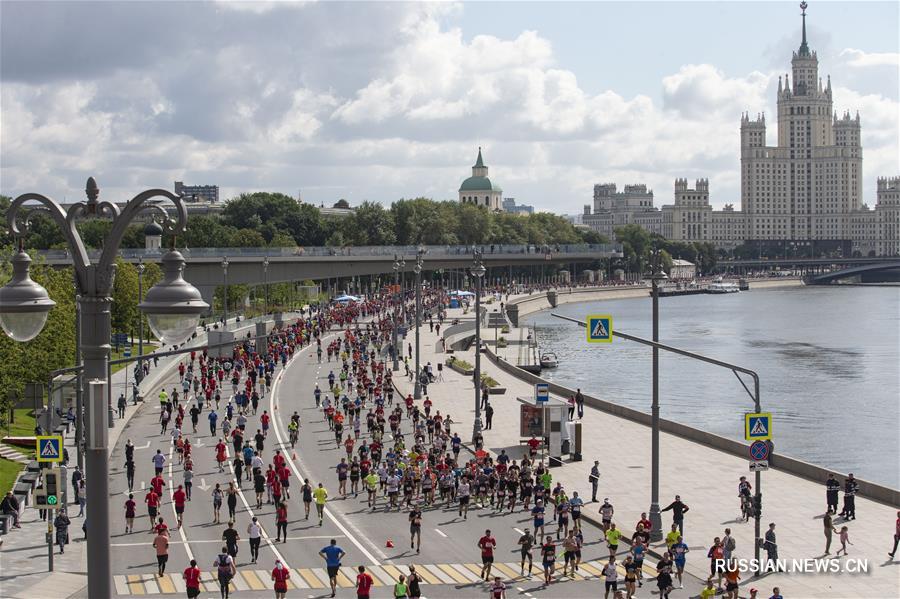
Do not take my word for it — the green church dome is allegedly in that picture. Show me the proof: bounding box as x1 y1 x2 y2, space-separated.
459 176 502 192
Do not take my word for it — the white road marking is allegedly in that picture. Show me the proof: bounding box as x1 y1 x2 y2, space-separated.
135 441 151 450
167 445 194 562
270 340 384 564
513 527 525 535
110 535 343 547
435 528 447 538
224 440 292 568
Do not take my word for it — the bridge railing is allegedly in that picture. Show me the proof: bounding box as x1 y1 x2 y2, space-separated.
34 243 623 261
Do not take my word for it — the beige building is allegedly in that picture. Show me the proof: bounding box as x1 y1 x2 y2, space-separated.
582 5 898 256
459 148 503 211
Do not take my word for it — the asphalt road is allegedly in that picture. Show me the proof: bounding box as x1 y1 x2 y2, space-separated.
105 323 706 598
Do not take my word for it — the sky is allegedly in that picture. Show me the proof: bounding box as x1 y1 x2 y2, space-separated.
1 0 898 214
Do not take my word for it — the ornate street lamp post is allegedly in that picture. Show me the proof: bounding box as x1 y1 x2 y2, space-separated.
413 246 425 399
0 178 208 599
648 246 669 542
221 256 229 325
136 258 145 386
471 249 486 442
392 255 401 371
263 255 269 314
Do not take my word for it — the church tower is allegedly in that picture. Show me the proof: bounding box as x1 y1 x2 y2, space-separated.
459 147 503 211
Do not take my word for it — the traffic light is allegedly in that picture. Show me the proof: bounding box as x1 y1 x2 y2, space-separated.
753 493 762 518
34 468 60 508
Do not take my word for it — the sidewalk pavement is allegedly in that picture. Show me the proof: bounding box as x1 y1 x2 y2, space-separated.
392 303 900 599
0 314 292 599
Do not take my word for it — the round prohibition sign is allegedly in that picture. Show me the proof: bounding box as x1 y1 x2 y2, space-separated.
749 440 770 461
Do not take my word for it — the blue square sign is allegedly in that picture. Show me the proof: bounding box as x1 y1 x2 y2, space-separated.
586 314 613 343
36 435 63 463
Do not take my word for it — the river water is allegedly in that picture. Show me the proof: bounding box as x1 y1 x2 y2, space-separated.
524 285 900 488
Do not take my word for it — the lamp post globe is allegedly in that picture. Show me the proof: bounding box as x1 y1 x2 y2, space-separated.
0 248 57 342
139 249 209 345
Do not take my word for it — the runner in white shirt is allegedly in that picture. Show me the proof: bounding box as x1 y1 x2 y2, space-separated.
602 558 618 599
247 517 262 564
458 480 471 519
386 474 400 511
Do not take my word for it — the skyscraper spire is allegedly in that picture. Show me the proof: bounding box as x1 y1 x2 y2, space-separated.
798 1 810 56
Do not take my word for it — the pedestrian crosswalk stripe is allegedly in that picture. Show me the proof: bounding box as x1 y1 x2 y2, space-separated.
243 570 265 590
112 560 640 595
491 562 519 580
422 563 456 584
436 563 470 584
579 561 604 577
460 562 485 580
380 563 406 583
450 563 480 582
297 567 325 588
413 565 442 585
366 564 394 586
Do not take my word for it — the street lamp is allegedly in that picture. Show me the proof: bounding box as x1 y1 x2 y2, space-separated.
136 258 145 386
647 246 669 542
392 255 401 371
221 256 229 325
0 177 208 599
471 249 486 443
263 255 269 315
413 246 425 399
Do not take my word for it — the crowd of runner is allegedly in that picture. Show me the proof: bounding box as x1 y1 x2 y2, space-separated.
125 285 794 599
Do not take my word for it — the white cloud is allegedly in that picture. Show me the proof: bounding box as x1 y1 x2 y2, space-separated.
1 2 897 217
839 48 900 68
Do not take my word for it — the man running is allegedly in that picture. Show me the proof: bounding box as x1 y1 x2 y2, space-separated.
319 538 346 599
313 482 328 526
479 529 497 580
518 528 535 575
408 503 422 553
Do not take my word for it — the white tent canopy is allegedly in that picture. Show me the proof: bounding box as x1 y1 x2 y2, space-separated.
333 294 361 303
449 290 475 297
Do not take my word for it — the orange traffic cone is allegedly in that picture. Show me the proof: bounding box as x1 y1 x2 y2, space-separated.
385 539 394 548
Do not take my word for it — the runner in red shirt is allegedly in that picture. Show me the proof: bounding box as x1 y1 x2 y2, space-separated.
173 485 187 528
183 559 201 599
355 565 374 599
150 474 166 496
124 493 136 533
144 489 160 530
271 559 291 599
478 529 497 581
215 440 227 472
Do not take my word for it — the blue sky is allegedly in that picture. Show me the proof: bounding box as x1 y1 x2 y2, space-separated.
453 1 898 99
1 1 897 213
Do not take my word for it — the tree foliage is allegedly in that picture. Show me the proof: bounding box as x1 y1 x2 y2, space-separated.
0 253 76 413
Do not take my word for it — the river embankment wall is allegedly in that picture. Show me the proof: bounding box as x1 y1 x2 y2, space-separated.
495 280 899 507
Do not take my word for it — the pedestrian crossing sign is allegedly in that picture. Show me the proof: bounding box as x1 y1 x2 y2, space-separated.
744 412 772 441
586 314 613 343
36 435 64 463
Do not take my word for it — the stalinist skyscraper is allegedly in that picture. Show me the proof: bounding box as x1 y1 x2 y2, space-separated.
740 1 862 243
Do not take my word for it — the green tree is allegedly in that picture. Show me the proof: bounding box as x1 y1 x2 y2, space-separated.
344 201 396 246
111 258 138 335
614 224 652 273
0 255 76 416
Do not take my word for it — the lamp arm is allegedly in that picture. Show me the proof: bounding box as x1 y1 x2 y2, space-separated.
98 189 187 271
6 192 90 277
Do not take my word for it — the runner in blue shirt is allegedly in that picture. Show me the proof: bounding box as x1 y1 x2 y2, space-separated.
319 539 345 598
670 536 689 589
531 499 546 538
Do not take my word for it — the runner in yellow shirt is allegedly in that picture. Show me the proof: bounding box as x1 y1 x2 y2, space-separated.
605 523 622 559
313 483 328 526
700 578 717 599
665 523 681 550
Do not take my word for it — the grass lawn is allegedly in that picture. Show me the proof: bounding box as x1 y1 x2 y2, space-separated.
0 457 24 496
110 343 158 375
1 408 37 460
